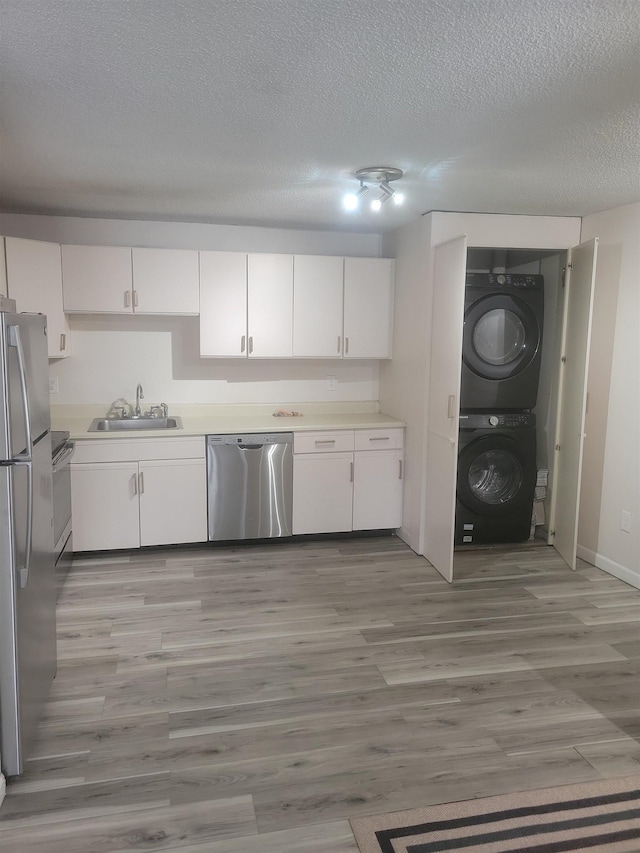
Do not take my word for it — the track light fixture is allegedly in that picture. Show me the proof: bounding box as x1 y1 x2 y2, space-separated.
342 167 404 213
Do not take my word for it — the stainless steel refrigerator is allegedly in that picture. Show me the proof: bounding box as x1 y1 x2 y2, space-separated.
0 304 56 777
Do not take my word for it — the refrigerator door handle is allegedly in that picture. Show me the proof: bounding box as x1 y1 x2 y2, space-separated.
14 460 33 589
8 324 33 461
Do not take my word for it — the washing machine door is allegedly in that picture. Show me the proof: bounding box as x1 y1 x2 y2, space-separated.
457 435 535 517
463 294 541 381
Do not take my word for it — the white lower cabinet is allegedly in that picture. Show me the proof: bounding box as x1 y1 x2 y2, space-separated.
292 428 404 535
70 438 207 551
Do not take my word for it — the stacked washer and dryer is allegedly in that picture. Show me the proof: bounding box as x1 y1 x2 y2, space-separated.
455 271 545 545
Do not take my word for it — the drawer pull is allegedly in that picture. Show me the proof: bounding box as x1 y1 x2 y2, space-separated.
133 290 139 308
399 459 403 479
132 473 137 495
337 336 341 353
249 336 254 354
345 336 349 355
124 290 131 308
315 439 336 445
241 334 246 353
60 333 66 351
369 436 389 442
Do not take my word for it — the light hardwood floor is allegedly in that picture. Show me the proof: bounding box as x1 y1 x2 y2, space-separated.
1 535 639 851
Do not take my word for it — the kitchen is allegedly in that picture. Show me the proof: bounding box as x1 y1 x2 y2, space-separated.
0 0 639 850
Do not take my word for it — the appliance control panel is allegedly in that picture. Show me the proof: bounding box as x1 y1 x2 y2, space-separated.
465 272 544 290
459 412 536 429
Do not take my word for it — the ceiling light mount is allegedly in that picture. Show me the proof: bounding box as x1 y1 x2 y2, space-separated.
343 166 405 213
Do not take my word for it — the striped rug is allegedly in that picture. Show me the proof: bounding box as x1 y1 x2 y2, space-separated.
350 776 640 852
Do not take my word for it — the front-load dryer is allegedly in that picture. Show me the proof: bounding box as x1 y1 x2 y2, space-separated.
461 272 544 410
455 412 537 545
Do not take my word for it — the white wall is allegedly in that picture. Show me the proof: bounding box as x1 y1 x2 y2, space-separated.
578 202 640 586
0 214 383 407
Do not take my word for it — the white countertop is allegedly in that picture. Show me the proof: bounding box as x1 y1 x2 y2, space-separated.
52 403 405 440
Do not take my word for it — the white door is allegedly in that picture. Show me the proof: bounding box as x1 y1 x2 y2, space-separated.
423 235 467 582
247 253 293 357
132 248 199 315
293 453 354 534
199 251 248 357
71 462 140 551
62 245 133 313
353 450 404 530
548 239 598 569
343 258 394 358
5 237 70 358
139 458 207 546
293 255 344 357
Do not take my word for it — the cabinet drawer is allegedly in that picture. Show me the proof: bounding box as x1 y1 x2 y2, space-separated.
354 428 404 451
72 436 205 464
294 430 354 454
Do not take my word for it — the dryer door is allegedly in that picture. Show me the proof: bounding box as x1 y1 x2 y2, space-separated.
457 435 536 517
463 294 541 381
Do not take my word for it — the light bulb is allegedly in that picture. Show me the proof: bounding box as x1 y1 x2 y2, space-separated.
393 192 405 206
343 193 358 211
370 198 382 212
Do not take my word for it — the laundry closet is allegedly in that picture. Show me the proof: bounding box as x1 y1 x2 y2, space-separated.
380 212 597 584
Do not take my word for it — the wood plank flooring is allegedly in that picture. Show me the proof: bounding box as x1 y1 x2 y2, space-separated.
1 535 639 851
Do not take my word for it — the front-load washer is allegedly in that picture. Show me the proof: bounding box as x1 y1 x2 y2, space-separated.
455 412 537 545
461 272 544 410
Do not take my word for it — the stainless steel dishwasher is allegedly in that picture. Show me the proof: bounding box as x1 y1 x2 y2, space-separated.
207 433 293 541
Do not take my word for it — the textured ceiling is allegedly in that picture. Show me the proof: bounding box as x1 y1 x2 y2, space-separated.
1 0 639 232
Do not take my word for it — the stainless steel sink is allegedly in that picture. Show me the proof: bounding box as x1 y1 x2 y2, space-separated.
88 416 183 432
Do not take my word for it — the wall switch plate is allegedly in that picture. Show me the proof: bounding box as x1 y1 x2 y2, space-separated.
326 375 337 391
49 376 59 394
621 510 632 533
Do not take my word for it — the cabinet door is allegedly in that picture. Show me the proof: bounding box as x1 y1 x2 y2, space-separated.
71 462 140 551
293 453 353 534
5 238 71 358
353 450 404 530
199 251 248 357
132 248 199 315
293 255 344 357
62 245 133 313
343 258 394 358
424 235 467 583
0 239 7 297
548 238 598 570
138 458 207 547
247 254 293 357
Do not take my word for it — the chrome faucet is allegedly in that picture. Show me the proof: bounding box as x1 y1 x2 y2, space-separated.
135 383 144 417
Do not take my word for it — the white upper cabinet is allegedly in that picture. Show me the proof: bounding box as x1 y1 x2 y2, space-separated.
132 248 199 315
343 257 394 358
62 245 133 313
247 253 293 358
5 237 71 358
293 255 344 358
0 239 7 297
199 251 248 357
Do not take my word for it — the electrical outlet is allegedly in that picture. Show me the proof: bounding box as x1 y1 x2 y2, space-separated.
621 511 632 533
326 375 337 391
49 376 59 394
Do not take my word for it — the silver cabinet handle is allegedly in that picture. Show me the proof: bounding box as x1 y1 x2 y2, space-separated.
337 336 341 353
350 461 354 483
249 336 254 354
132 473 138 495
241 334 246 353
60 333 66 351
369 436 389 442
124 290 131 308
315 439 335 446
447 395 456 419
399 459 403 479
133 290 139 308
345 337 349 355
139 471 144 494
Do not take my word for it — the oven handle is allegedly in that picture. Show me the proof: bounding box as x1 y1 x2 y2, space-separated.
52 441 75 472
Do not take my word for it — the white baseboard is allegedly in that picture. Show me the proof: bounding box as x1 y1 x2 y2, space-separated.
577 545 640 590
0 772 5 809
